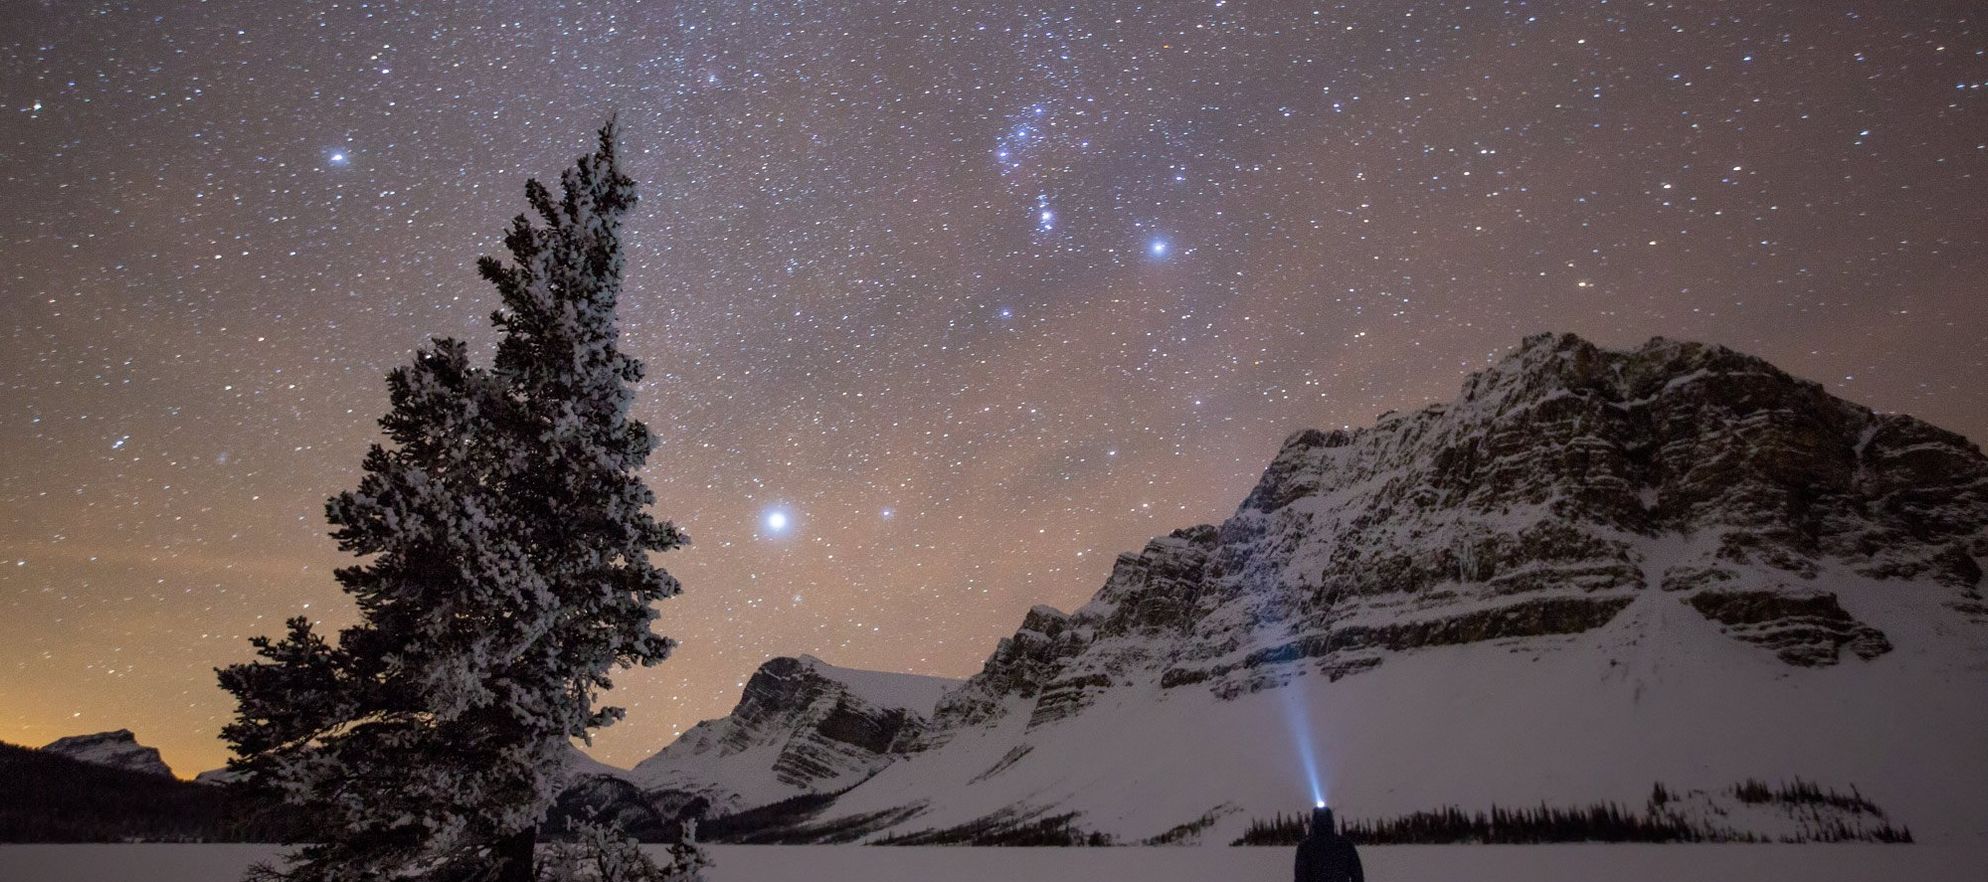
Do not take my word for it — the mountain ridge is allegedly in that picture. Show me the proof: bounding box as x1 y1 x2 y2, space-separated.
40 729 175 779
626 654 962 816
633 332 1988 844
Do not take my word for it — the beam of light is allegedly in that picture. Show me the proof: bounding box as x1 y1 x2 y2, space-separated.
1281 678 1327 808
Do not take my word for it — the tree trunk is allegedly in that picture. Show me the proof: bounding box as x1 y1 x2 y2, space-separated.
493 825 536 882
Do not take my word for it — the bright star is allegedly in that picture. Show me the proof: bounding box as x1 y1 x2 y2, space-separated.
1148 238 1170 257
327 151 348 165
762 508 791 533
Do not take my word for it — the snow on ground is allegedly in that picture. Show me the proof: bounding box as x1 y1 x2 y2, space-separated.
795 654 960 716
2 844 1982 882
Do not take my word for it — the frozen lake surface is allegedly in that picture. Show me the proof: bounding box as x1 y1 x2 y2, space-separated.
0 843 1978 882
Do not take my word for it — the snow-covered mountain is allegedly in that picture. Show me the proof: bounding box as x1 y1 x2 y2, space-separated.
638 333 1988 844
192 767 245 786
627 654 959 817
40 730 174 779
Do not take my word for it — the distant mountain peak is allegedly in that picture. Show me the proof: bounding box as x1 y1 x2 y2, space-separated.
625 656 963 815
41 729 174 779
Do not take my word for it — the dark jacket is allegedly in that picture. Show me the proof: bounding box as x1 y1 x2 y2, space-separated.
1295 809 1363 882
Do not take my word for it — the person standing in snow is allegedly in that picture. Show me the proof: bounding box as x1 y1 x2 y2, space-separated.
1295 805 1365 882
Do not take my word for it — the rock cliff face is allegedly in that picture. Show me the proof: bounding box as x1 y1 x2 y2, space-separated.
638 333 1988 844
628 655 959 815
40 730 174 779
929 333 1988 726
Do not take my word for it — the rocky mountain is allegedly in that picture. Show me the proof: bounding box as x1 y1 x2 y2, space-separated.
40 730 174 779
627 655 959 817
192 767 244 786
642 333 1988 844
931 331 1986 712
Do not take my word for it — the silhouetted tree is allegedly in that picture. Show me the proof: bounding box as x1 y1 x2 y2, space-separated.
218 119 687 882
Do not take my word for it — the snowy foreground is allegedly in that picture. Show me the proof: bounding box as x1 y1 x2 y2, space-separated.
1 843 1982 882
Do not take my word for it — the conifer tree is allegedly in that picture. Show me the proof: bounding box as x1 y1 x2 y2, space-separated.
218 121 685 882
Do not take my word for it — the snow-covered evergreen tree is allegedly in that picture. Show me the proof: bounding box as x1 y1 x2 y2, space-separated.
218 121 685 882
539 815 708 882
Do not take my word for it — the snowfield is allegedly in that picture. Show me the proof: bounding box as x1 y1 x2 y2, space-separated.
1 843 1981 882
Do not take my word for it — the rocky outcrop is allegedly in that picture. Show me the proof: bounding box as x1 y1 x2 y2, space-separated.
40 730 173 779
925 605 1087 738
1685 589 1893 666
630 655 958 815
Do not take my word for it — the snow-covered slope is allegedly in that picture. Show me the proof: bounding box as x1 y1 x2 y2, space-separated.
627 655 960 815
655 333 1988 844
40 730 174 779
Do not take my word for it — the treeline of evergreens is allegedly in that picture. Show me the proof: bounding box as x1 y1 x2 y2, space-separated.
1731 776 1882 815
1231 811 1311 845
1337 803 1708 844
0 742 305 842
1232 780 1913 846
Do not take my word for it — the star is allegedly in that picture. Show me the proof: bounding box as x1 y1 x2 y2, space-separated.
1033 194 1057 234
5 0 1983 779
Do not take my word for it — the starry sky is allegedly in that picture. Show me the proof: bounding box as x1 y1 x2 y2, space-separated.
3 1 1986 776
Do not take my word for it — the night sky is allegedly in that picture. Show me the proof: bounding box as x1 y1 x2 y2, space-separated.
3 2 1985 776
